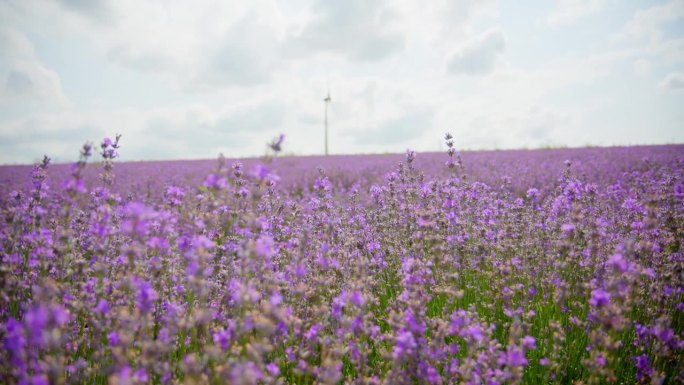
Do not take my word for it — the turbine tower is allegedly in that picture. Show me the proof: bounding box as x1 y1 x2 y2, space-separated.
324 89 331 156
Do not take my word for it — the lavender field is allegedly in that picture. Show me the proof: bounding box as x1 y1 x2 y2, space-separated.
1 136 683 385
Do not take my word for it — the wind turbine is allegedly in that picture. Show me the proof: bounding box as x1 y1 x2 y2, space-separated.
324 88 331 156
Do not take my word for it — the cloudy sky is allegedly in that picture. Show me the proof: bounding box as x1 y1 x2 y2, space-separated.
1 0 683 164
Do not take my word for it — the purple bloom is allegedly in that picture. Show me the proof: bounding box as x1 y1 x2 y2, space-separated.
230 361 263 384
95 299 110 315
608 253 627 273
115 365 132 385
526 188 539 199
393 330 417 360
255 235 275 258
675 183 683 197
406 149 416 163
164 185 185 206
595 354 606 367
269 134 285 153
634 354 653 380
500 346 528 368
100 136 119 159
52 305 69 326
522 335 536 351
203 174 227 190
32 374 49 385
134 369 148 383
3 318 26 370
135 280 158 314
305 324 321 341
589 289 611 308
350 291 365 307
3 133 683 384
266 363 280 377
424 365 441 385
269 292 283 307
213 329 232 352
24 306 49 346
107 332 120 347
561 223 575 236
121 202 158 236
463 325 485 343
252 164 280 183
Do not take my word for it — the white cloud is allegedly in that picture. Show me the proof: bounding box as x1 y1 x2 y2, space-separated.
55 0 116 23
12 0 286 92
282 0 406 62
446 29 505 75
611 1 684 81
0 0 682 164
346 109 434 145
451 104 572 150
632 59 651 76
543 0 612 27
0 99 289 163
659 72 684 91
191 13 281 89
0 27 68 105
620 0 684 42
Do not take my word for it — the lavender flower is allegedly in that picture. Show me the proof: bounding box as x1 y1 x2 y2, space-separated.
0 137 682 385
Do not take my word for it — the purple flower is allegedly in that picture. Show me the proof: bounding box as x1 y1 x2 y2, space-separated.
522 335 536 351
213 329 232 352
269 134 285 153
462 325 485 343
561 223 575 236
595 354 606 367
608 253 627 273
501 346 528 368
255 235 275 258
203 174 227 190
392 330 417 360
230 361 263 384
121 202 158 236
350 291 365 307
634 354 653 380
52 305 69 326
192 235 215 251
135 279 158 314
424 365 441 385
3 318 26 370
62 178 87 194
651 325 676 346
95 299 110 315
114 365 132 385
269 292 283 307
100 137 119 159
31 374 49 385
589 289 611 308
24 306 49 346
406 149 416 163
164 185 185 206
526 188 539 199
675 183 683 198
266 363 280 377
305 324 321 341
134 369 148 383
252 164 280 183
107 332 120 347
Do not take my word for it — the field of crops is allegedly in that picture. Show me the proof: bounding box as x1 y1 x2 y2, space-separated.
1 136 683 384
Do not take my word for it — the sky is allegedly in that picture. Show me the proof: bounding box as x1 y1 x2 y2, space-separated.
0 0 683 164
